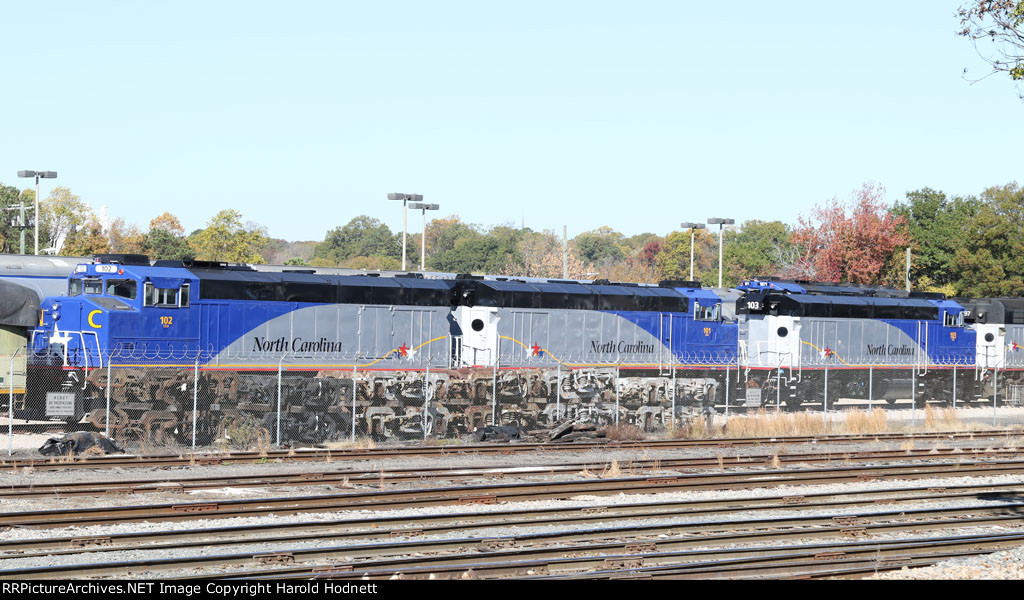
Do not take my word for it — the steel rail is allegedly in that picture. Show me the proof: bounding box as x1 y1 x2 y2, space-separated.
4 446 1022 499
3 480 1023 560
4 459 1024 529
4 503 1024 579
300 532 1024 580
2 428 1016 471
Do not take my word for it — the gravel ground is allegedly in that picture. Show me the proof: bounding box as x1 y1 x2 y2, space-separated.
868 546 1024 579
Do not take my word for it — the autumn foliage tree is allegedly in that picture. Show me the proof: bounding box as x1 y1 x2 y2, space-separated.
787 184 910 285
958 1 1024 87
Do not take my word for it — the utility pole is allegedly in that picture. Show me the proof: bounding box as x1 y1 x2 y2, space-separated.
3 205 30 254
905 247 911 292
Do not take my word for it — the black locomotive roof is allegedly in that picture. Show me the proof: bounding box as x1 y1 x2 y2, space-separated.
191 268 454 306
455 278 687 312
739 291 939 320
960 298 1024 325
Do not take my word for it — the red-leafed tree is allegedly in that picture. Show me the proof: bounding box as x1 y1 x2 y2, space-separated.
785 184 910 285
639 240 662 266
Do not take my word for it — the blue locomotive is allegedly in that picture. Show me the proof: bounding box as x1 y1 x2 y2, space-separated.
734 278 976 408
26 256 737 443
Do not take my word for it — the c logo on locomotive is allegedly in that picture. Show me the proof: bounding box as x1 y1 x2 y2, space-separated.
87 310 102 329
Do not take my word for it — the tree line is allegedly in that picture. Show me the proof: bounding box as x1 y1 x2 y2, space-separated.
3 178 1019 298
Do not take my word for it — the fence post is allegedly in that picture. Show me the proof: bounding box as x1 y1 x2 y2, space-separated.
952 365 957 410
911 367 916 428
725 364 730 419
423 362 430 441
670 362 676 429
276 356 283 447
823 363 829 416
351 363 357 442
994 367 999 427
556 364 562 424
776 368 781 409
104 357 112 440
191 356 198 451
8 349 18 456
615 363 621 426
492 358 498 426
868 365 873 411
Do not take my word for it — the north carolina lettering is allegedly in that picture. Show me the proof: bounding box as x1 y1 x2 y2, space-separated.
866 344 915 356
251 336 344 353
590 340 656 354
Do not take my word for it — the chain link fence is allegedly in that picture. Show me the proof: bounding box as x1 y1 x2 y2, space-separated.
6 346 1022 454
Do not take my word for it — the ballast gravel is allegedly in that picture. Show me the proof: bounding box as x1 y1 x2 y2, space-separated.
0 472 1022 576
2 431 1024 579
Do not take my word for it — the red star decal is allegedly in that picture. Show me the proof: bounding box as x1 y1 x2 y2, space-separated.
824 347 833 358
531 343 542 356
398 343 409 357
1014 342 1020 352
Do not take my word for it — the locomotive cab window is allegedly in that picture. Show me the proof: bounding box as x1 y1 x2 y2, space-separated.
105 279 137 300
943 311 965 328
83 277 103 295
144 282 184 308
694 303 720 321
69 278 82 296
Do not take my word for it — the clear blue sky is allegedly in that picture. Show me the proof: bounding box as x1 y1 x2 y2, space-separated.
2 1 1020 242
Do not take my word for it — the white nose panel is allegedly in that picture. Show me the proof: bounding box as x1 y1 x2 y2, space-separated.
456 306 500 366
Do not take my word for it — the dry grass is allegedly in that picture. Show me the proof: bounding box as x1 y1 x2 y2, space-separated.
602 424 646 441
723 410 828 438
924 406 962 430
216 418 271 452
324 437 377 450
842 409 888 434
602 459 622 478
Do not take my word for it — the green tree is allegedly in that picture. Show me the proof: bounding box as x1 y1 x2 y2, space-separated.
573 226 626 266
893 188 981 290
723 220 792 285
38 187 92 254
62 222 110 256
655 229 717 283
143 228 193 260
429 224 524 274
953 183 1024 296
189 209 268 263
312 216 400 266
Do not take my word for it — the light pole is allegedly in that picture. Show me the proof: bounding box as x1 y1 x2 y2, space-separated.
409 202 439 271
707 217 734 288
387 193 423 271
17 170 57 255
679 222 706 281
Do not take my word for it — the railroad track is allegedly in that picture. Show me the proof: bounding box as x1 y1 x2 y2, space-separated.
2 428 1016 471
4 500 1024 579
3 446 1024 499
4 459 1024 529
1 480 1022 561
